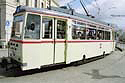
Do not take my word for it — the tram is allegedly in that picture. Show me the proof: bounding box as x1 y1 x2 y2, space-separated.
6 6 115 70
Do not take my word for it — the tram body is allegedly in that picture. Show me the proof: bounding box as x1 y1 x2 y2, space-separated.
8 6 115 70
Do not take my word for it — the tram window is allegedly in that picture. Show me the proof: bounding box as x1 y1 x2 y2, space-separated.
102 31 105 40
57 20 66 39
72 25 86 39
80 27 86 39
42 17 53 39
72 25 78 39
86 28 96 40
105 31 110 40
97 30 105 40
24 14 41 39
108 32 111 40
11 15 24 39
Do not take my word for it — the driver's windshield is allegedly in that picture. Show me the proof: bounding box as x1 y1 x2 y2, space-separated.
24 14 41 39
11 15 24 39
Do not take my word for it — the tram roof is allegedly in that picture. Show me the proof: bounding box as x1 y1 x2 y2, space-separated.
14 6 113 28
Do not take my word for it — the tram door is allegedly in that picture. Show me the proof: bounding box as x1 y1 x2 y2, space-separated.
54 19 67 63
42 17 67 65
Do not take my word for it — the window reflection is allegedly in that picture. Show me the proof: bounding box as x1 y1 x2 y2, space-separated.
42 17 53 39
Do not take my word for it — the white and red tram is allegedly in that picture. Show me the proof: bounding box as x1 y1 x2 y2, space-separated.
7 6 115 70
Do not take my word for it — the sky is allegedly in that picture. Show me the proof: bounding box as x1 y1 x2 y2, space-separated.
59 0 125 30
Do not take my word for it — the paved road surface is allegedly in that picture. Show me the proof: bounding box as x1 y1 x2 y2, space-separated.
116 43 125 50
0 49 8 58
0 49 125 83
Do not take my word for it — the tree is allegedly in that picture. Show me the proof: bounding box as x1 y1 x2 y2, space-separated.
119 31 125 42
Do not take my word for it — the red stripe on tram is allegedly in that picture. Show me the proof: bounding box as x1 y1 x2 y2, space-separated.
10 39 113 44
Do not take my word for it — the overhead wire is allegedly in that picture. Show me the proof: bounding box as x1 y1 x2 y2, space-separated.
80 0 90 16
62 0 98 17
84 0 101 16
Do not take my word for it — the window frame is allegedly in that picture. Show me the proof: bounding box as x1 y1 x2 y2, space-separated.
72 20 86 40
12 12 26 40
105 30 111 40
86 28 97 40
42 16 54 39
56 18 67 40
41 15 67 41
23 12 41 40
71 20 113 41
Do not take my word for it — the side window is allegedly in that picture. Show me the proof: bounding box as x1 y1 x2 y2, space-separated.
86 28 96 40
24 14 41 39
72 25 78 39
102 31 105 40
80 26 86 39
105 31 110 40
97 30 104 40
108 32 111 40
57 20 66 39
72 25 86 39
42 17 53 39
72 21 86 40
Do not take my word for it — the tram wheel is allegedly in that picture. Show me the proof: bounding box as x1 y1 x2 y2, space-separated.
82 55 86 63
103 51 105 58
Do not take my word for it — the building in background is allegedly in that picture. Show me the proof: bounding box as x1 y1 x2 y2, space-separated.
0 0 59 48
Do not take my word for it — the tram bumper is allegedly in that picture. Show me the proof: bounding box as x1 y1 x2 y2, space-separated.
0 57 9 68
0 57 22 71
